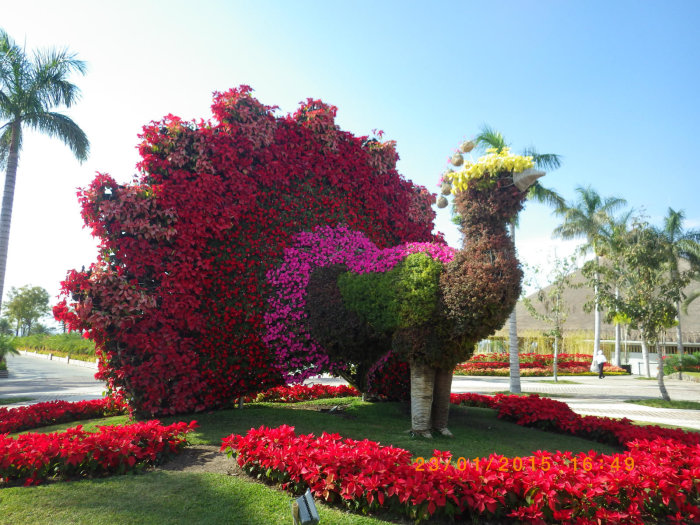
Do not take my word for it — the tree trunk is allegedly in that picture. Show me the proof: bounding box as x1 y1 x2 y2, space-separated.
641 339 651 378
430 366 453 436
508 221 521 394
593 258 601 356
676 300 684 380
410 360 435 437
553 336 558 382
656 342 671 402
0 121 21 312
614 286 621 367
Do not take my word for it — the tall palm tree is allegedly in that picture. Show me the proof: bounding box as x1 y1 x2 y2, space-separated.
553 187 626 359
0 29 89 309
598 209 634 366
655 208 700 379
473 126 562 394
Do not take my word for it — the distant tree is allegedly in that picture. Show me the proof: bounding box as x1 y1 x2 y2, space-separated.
654 208 700 379
0 333 19 368
554 186 627 357
0 316 12 335
0 28 89 311
592 223 689 400
29 321 55 335
522 255 579 381
470 126 562 394
3 285 50 336
598 209 634 366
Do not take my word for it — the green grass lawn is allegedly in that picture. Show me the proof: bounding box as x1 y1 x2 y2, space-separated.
0 472 397 525
624 398 700 410
0 396 33 405
1 397 626 524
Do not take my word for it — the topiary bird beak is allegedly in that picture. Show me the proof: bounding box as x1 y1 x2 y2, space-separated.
512 168 545 191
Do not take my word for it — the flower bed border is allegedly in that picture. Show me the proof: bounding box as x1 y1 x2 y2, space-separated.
1 420 196 486
457 352 629 376
245 384 359 403
223 393 700 523
0 397 129 434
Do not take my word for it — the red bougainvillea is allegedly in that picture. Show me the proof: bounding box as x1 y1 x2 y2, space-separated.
55 86 440 417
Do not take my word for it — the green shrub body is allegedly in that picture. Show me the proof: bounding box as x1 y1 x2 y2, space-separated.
663 351 700 374
338 252 443 331
336 252 473 368
305 265 391 391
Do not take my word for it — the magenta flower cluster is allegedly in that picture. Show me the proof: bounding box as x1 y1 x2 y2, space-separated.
264 225 457 382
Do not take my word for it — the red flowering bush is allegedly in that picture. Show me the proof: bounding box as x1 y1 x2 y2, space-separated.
245 384 359 403
365 351 411 401
456 353 628 376
451 392 700 447
55 86 440 417
0 397 128 434
222 424 700 523
1 420 196 486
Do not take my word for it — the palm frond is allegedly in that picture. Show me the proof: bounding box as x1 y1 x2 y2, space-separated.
682 288 700 315
676 238 700 270
553 186 628 258
662 208 684 241
474 125 508 152
527 181 565 210
0 124 14 169
31 48 86 108
521 148 562 171
25 111 89 161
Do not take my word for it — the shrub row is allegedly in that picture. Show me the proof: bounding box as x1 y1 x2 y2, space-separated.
1 420 196 486
456 353 628 376
12 333 96 357
664 351 700 374
223 394 700 523
451 392 700 447
245 384 358 403
469 352 598 364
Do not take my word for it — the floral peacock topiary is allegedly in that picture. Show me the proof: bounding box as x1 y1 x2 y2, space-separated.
271 144 545 437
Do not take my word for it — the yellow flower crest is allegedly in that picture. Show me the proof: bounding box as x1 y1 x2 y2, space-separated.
445 147 534 192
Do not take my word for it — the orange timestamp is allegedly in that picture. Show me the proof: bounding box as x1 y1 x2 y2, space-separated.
413 455 635 473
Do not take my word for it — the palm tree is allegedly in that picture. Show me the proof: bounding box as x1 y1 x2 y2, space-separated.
473 126 562 394
655 208 700 379
598 210 634 366
553 187 626 360
0 29 89 310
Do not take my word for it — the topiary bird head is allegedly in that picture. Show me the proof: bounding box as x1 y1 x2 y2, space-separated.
438 146 544 230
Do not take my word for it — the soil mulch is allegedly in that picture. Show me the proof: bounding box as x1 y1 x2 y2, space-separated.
157 445 237 475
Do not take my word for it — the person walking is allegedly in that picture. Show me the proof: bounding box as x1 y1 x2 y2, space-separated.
594 350 607 379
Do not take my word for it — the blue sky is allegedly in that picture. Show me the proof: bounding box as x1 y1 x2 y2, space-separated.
2 0 699 316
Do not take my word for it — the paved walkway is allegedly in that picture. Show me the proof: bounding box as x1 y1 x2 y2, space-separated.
0 353 105 406
3 353 700 431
